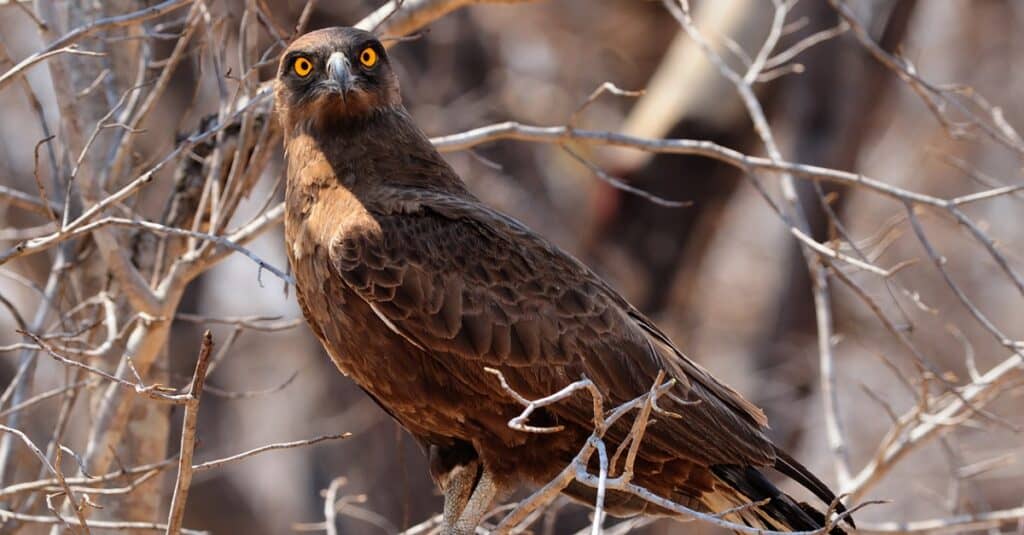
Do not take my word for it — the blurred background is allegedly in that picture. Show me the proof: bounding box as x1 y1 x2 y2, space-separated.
0 0 1022 533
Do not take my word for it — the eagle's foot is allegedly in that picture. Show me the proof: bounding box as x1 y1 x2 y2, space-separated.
430 443 498 535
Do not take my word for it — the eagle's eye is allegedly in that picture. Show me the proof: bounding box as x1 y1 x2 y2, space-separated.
293 56 313 77
358 47 378 68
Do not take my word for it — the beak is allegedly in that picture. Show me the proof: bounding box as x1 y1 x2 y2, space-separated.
326 52 352 95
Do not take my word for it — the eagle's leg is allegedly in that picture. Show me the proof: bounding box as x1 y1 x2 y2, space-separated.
438 459 479 534
429 442 488 535
451 468 497 534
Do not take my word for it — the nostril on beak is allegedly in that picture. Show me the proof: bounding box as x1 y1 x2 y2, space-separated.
327 52 351 91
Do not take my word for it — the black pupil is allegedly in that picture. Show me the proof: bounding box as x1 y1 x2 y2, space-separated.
363 51 371 63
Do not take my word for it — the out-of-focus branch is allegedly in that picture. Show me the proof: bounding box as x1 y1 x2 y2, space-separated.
357 0 541 39
23 330 194 404
0 45 105 93
828 0 1024 156
322 477 345 535
3 217 293 286
0 380 100 420
0 509 207 534
0 93 272 269
856 505 1024 534
843 350 1023 501
0 425 89 533
0 185 61 217
0 433 351 502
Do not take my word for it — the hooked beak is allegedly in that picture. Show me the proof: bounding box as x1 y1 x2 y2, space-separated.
326 52 352 96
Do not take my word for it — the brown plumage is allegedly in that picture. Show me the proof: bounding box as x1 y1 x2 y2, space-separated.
276 27 852 534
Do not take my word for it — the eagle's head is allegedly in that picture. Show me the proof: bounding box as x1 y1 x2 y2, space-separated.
275 27 401 132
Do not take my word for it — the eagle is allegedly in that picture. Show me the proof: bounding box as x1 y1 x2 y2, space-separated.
275 27 852 534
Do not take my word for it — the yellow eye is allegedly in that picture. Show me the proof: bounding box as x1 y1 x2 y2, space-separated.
293 57 313 77
359 47 378 68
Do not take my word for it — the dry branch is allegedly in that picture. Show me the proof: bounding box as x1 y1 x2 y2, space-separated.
165 331 213 535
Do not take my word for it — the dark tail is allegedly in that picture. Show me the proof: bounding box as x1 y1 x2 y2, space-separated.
710 448 853 533
773 448 855 528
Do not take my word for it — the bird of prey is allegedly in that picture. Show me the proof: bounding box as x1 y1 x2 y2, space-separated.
275 27 852 535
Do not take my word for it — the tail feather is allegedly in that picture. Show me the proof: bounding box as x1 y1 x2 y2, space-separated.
563 448 854 533
772 447 855 528
711 464 838 533
699 485 789 531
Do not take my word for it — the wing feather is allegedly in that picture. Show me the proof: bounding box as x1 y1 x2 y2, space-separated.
330 191 774 467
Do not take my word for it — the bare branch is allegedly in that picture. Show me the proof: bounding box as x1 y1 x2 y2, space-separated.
165 331 214 535
191 433 352 473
